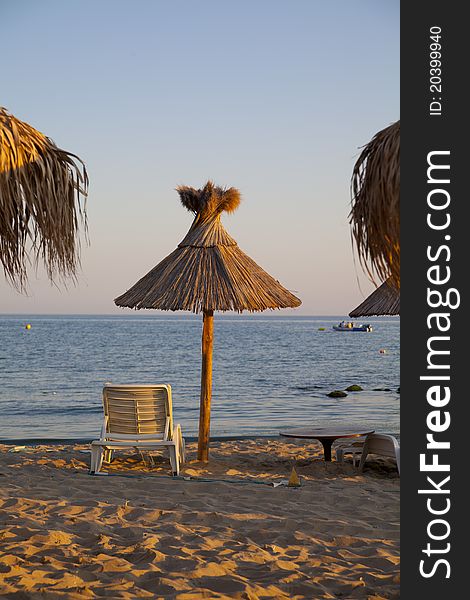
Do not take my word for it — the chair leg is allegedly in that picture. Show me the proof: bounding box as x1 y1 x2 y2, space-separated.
176 424 186 464
90 446 104 474
90 447 96 473
168 445 179 476
358 451 368 472
336 448 344 463
103 449 113 463
139 449 150 466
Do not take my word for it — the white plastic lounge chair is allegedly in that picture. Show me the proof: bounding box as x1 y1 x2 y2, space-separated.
358 433 400 475
90 384 185 476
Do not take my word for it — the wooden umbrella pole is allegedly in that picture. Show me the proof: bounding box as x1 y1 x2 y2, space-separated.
198 309 214 461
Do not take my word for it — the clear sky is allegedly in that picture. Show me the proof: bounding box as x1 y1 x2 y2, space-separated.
1 0 399 315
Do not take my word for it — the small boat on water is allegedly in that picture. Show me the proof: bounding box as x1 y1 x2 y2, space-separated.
333 321 373 332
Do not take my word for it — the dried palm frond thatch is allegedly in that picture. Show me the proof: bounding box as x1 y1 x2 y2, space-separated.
349 278 400 318
0 107 88 289
115 181 301 313
350 120 400 290
115 181 301 461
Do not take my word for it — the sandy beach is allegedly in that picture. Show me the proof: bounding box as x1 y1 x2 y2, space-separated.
0 439 399 599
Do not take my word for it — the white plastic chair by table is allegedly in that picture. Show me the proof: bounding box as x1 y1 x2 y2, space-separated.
337 434 400 475
90 384 185 476
358 433 400 475
335 438 366 467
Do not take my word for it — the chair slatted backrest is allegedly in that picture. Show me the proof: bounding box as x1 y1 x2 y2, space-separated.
103 384 173 440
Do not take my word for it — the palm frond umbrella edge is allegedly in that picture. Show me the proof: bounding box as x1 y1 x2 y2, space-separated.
0 107 88 289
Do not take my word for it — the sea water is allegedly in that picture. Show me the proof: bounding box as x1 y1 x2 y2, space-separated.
0 315 399 440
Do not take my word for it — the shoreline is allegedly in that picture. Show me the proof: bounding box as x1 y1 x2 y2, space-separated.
0 434 277 445
0 431 401 446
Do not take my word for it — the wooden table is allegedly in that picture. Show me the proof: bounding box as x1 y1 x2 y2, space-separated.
280 428 375 462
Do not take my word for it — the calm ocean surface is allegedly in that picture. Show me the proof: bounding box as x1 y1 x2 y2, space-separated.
0 315 399 440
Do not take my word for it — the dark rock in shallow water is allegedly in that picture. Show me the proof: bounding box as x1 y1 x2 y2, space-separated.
397 387 400 393
373 387 391 392
327 390 348 398
345 384 363 392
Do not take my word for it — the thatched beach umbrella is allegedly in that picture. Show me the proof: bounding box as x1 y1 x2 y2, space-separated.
349 120 400 291
115 181 301 461
349 278 400 318
0 107 88 289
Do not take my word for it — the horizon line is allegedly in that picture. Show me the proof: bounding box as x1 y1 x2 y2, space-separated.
0 312 399 318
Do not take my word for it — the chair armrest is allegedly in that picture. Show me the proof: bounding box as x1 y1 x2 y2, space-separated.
164 416 171 440
99 416 109 441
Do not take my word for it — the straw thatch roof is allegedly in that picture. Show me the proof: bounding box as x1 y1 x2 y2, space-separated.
115 181 301 313
0 107 88 288
350 120 400 289
349 278 399 317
